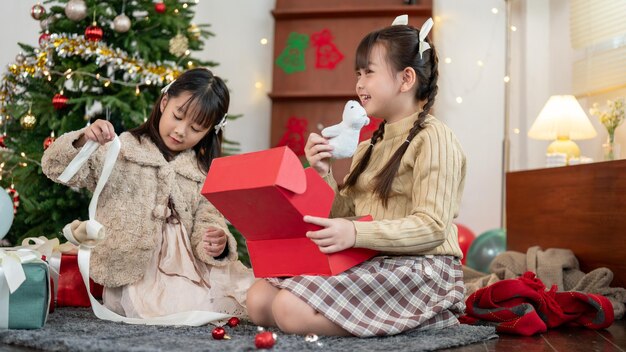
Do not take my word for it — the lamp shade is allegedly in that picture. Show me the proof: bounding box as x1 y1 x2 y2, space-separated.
528 95 597 140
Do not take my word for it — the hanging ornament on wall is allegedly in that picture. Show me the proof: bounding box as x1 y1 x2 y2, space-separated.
311 29 344 70
5 186 20 215
275 32 309 74
113 14 131 33
275 116 308 156
85 22 103 42
169 33 189 57
31 3 46 20
52 92 69 110
65 0 88 21
20 108 37 130
43 132 55 150
154 2 166 14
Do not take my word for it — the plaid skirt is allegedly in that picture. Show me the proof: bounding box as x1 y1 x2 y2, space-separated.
267 255 465 337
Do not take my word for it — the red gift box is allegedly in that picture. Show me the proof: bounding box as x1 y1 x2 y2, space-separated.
202 146 377 277
57 254 104 307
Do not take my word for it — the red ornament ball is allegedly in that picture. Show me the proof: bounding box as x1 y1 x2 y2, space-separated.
85 23 103 42
154 2 166 13
43 136 55 150
31 3 46 20
211 326 227 340
226 317 240 328
0 135 5 148
255 331 276 349
52 93 69 110
39 32 50 46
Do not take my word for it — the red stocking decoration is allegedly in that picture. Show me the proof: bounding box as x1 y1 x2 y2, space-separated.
311 29 344 70
275 116 308 156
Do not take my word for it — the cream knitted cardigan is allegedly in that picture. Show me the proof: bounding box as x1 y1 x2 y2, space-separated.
42 129 238 287
325 113 466 257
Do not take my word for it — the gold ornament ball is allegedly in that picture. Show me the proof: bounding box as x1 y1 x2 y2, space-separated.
113 14 131 33
188 23 201 40
65 0 88 21
20 112 37 130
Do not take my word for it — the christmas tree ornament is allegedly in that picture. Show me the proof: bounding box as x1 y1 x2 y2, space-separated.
155 2 166 14
43 132 55 150
85 22 104 42
5 186 20 215
311 29 344 70
254 331 277 349
65 0 88 21
15 53 26 64
226 317 240 328
0 134 5 148
275 32 309 74
39 31 51 47
52 92 69 110
169 33 189 57
211 326 230 340
305 333 319 342
20 109 37 130
113 14 131 33
188 23 201 40
31 3 46 20
40 16 55 31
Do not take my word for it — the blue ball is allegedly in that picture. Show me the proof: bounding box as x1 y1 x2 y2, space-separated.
466 228 506 273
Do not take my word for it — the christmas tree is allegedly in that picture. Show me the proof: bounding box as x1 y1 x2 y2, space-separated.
0 0 243 255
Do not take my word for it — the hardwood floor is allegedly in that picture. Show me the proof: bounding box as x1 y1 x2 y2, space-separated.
442 319 626 352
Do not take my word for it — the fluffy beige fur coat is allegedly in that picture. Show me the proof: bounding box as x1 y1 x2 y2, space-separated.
42 129 238 287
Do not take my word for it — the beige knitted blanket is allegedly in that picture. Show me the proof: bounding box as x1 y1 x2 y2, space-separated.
463 246 626 319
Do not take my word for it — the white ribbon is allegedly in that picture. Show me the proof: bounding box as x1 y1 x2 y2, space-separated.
391 15 434 59
58 136 230 326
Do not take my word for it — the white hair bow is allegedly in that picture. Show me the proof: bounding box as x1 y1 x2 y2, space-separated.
161 80 175 94
391 15 434 59
214 113 227 134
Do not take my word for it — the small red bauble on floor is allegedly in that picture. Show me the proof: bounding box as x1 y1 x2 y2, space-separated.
226 317 240 328
154 2 166 13
211 326 230 340
85 22 103 42
255 331 276 349
52 93 68 110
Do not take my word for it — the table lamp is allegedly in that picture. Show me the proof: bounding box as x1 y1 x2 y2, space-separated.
528 95 597 163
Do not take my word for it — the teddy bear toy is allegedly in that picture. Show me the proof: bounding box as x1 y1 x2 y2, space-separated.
321 100 370 159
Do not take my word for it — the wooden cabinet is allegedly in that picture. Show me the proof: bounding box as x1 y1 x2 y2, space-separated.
506 160 626 288
270 0 432 183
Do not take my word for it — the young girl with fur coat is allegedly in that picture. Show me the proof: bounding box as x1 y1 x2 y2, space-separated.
42 68 254 319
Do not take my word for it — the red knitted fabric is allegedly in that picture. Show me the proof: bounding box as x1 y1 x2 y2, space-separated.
460 272 614 336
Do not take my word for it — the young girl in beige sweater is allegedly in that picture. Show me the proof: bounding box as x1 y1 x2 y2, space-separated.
246 17 467 337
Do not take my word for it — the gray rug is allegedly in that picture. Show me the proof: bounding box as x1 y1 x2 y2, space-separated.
0 308 497 351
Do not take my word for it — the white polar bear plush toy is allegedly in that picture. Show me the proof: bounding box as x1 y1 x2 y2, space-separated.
321 100 370 159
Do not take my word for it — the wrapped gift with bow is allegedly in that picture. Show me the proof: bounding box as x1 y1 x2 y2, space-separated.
18 236 104 308
0 248 51 329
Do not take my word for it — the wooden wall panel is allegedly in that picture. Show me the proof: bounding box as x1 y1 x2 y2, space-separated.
271 0 433 184
506 160 626 288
